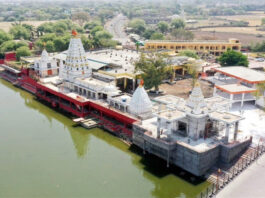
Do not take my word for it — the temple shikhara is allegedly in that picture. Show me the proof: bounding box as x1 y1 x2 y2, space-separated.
0 30 263 177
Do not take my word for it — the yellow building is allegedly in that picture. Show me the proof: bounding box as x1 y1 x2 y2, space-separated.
144 39 241 56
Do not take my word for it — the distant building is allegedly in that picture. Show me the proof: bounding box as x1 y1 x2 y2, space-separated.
144 39 241 56
211 66 265 108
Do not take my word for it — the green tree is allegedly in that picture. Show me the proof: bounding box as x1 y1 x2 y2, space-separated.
98 9 114 24
9 25 30 40
262 18 265 26
171 19 185 29
16 41 28 49
16 46 31 60
90 26 104 37
37 22 54 33
81 35 93 50
94 30 114 48
53 37 66 52
252 41 265 52
219 49 249 67
22 24 34 32
129 19 146 35
157 21 169 33
0 40 16 53
171 29 194 40
45 41 55 52
95 30 112 40
134 53 170 93
0 30 12 46
179 50 199 59
72 12 89 26
150 32 164 40
143 29 155 39
84 21 101 30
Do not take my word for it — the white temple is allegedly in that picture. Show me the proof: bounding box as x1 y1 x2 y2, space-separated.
34 49 57 77
129 80 152 117
62 30 92 82
59 30 120 100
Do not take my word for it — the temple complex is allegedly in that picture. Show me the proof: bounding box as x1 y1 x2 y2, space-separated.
0 30 254 177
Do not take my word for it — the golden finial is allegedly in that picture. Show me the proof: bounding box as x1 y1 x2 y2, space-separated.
72 30 78 37
139 79 144 88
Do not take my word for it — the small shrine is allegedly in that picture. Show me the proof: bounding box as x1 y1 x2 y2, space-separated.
34 49 57 78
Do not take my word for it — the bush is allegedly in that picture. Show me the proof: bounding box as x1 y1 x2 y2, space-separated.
179 50 199 59
16 46 31 60
150 32 164 40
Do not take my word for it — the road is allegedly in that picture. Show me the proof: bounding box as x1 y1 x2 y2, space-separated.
218 154 265 198
105 14 131 45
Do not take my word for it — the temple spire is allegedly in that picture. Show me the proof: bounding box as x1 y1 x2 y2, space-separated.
62 30 91 82
186 81 206 114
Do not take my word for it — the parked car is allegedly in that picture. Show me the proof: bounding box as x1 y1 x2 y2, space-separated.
256 58 265 62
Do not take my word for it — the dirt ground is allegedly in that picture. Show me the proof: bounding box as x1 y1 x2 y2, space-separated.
158 79 214 99
193 30 264 46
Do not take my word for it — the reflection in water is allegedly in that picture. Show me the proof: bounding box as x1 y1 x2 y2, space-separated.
70 129 90 158
129 146 208 198
0 79 209 198
1 79 90 158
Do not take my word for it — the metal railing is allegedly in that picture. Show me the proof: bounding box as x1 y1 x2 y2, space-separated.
197 143 265 198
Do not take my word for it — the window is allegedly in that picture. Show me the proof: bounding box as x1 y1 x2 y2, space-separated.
47 63 51 69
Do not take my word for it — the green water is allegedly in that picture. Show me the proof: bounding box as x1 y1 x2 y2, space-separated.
0 79 209 198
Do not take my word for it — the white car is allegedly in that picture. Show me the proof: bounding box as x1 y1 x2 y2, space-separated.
256 58 265 62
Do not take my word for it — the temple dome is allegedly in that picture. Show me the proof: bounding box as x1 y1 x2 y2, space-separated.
129 82 152 116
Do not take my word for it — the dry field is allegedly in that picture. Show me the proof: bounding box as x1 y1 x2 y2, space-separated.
193 30 264 45
0 21 55 32
187 18 227 28
217 11 265 26
159 79 213 99
200 27 265 35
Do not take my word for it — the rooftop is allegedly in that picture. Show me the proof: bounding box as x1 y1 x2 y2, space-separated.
209 111 244 124
215 84 257 94
54 49 140 76
145 40 240 44
157 109 186 121
214 66 265 84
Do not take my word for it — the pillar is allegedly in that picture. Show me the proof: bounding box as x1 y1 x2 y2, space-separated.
157 118 161 138
234 122 239 141
172 68 176 82
132 79 135 91
213 87 217 96
124 78 127 90
225 123 230 143
230 93 234 109
241 93 245 108
166 121 172 135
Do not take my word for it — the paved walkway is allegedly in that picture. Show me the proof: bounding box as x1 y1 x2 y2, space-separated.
218 154 265 198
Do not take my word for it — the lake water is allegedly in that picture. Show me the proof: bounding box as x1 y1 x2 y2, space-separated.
0 79 209 198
